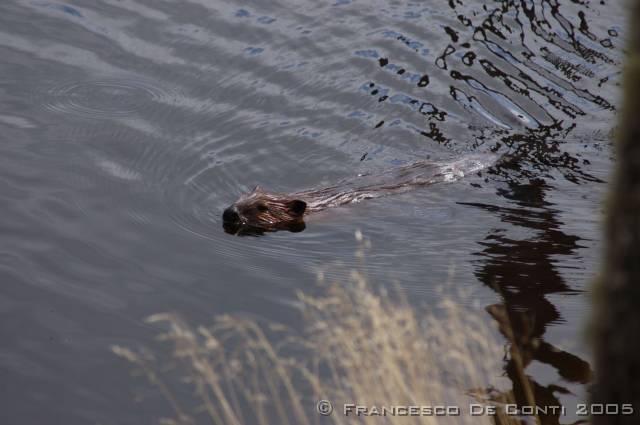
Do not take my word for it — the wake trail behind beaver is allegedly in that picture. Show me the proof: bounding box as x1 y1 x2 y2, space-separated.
296 153 500 211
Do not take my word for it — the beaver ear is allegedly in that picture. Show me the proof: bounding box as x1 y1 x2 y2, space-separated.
286 199 307 217
252 185 264 193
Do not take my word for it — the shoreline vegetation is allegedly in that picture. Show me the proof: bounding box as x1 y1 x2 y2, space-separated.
114 234 534 425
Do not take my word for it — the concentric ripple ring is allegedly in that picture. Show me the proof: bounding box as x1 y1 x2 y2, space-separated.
40 79 170 119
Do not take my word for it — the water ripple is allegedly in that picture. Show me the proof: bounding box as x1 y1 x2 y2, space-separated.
37 78 175 120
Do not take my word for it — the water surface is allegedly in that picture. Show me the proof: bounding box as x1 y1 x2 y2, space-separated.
0 0 624 424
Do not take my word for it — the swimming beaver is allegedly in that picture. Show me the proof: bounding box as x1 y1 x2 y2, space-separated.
223 153 500 235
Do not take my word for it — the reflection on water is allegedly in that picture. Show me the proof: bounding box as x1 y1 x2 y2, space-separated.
463 179 593 424
0 0 624 423
447 0 618 422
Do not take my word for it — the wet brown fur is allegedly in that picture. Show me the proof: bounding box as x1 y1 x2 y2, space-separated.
229 186 307 230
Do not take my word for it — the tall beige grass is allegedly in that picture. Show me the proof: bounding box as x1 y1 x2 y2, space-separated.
114 235 524 425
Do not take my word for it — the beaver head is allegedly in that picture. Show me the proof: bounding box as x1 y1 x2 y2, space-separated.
222 186 307 235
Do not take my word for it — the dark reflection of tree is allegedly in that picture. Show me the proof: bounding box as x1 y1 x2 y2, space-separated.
462 176 592 425
440 2 617 418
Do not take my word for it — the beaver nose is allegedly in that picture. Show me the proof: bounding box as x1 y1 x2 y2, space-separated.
223 207 240 223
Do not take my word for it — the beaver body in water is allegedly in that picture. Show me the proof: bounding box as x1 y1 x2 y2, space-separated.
223 153 500 235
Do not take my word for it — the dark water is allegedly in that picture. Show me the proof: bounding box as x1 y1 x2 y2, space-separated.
0 0 624 424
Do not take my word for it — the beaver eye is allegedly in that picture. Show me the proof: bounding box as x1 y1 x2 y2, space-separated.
256 204 268 212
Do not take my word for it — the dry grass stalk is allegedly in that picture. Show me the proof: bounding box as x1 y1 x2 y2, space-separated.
114 250 523 424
